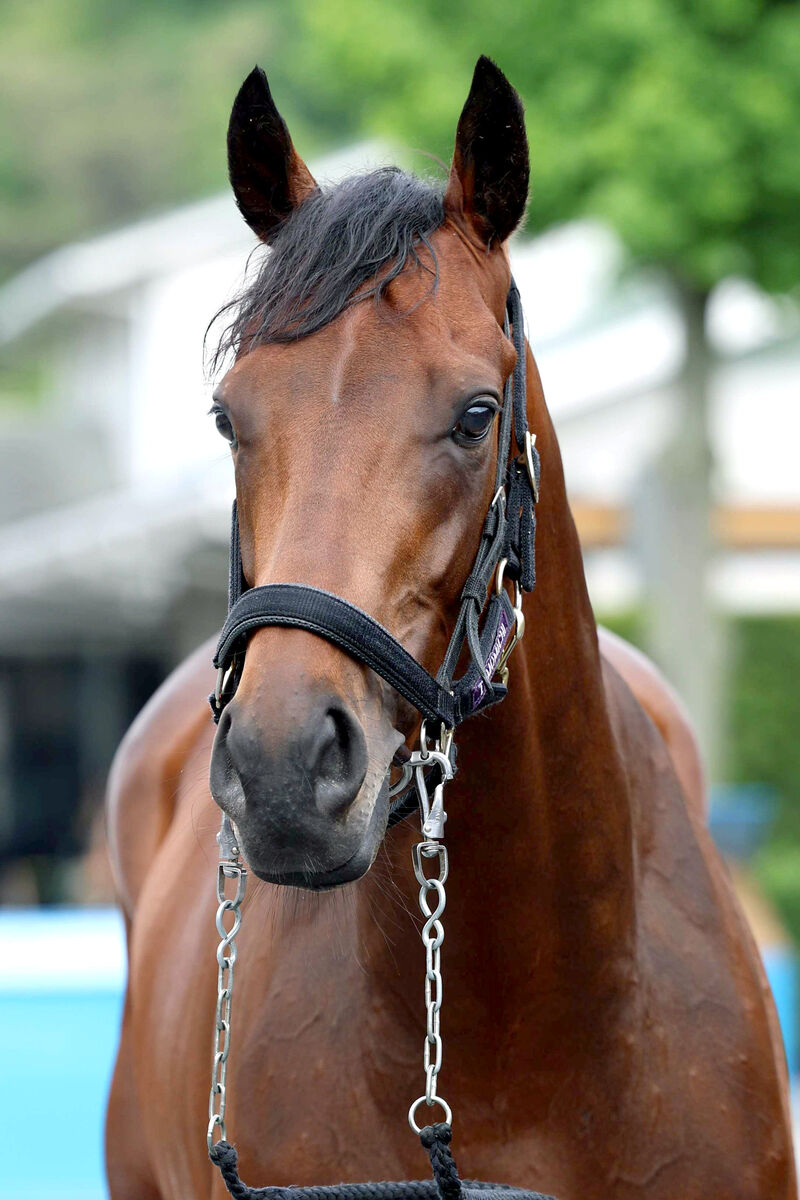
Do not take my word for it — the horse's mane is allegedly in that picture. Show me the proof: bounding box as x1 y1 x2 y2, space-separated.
209 168 445 370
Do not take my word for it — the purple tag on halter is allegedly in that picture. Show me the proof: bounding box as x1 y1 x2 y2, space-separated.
470 608 512 710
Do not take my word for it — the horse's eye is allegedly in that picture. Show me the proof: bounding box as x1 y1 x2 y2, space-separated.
452 401 497 445
211 404 237 447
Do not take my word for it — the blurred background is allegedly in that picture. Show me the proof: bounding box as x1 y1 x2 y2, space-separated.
1 1 799 1196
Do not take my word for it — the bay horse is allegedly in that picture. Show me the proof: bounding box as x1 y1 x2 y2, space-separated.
105 57 796 1200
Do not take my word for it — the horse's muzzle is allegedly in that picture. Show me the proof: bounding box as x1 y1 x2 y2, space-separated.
209 692 384 889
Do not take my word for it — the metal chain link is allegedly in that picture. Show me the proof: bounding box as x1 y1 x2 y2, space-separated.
207 816 247 1150
408 839 451 1132
408 724 454 1134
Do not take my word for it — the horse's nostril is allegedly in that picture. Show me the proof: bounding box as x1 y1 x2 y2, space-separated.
210 705 247 821
307 702 368 818
212 695 369 828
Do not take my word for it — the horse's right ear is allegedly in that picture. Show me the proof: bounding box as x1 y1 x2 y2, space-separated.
227 66 317 243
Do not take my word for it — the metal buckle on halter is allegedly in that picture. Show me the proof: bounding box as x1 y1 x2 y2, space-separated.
214 663 235 711
494 558 525 687
517 430 539 501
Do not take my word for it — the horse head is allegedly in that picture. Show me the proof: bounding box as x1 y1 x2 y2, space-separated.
209 57 529 889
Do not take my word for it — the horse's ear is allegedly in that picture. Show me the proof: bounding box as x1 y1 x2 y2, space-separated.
227 66 317 243
444 56 529 247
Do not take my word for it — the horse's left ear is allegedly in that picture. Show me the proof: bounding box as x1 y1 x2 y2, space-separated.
444 56 529 247
227 65 318 243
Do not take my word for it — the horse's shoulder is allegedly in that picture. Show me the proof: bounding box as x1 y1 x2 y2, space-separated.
106 635 217 917
597 625 706 824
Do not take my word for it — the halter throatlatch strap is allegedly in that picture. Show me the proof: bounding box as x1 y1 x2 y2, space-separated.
211 278 540 735
208 1123 557 1200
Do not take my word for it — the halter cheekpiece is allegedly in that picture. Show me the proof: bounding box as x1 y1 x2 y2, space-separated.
205 280 558 1200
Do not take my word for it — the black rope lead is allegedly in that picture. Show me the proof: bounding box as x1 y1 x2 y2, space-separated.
210 1140 251 1200
420 1123 462 1200
209 1124 558 1200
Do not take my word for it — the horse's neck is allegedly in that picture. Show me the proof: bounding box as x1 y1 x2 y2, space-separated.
360 349 636 1040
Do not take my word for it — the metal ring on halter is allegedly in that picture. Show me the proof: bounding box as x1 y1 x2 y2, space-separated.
519 430 539 501
389 759 414 797
418 719 453 754
408 1095 453 1134
495 557 522 610
494 558 525 686
390 717 451 799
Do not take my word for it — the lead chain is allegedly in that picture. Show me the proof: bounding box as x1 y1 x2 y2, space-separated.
207 817 247 1151
408 838 451 1133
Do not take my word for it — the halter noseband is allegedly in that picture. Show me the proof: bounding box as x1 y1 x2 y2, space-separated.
211 279 539 810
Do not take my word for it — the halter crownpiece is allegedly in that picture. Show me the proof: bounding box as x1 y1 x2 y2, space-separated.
205 281 557 1200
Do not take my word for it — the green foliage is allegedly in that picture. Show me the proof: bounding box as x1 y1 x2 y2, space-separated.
727 615 800 839
755 841 800 952
725 616 800 943
598 613 800 835
1 0 799 293
0 1 304 276
596 609 645 649
406 0 800 291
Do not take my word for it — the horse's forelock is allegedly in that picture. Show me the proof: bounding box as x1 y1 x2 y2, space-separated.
209 168 445 371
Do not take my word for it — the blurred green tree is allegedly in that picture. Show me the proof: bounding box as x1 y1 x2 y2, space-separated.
3 1 799 289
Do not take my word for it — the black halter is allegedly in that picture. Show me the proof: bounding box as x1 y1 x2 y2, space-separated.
211 279 539 769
